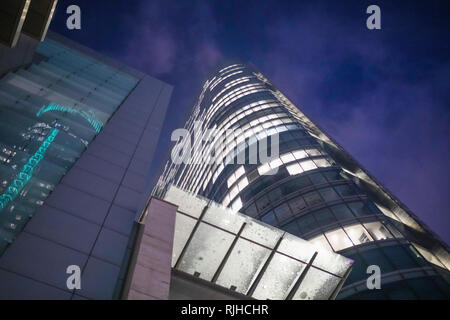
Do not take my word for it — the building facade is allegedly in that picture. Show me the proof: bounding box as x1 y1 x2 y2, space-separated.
0 32 172 299
154 64 450 299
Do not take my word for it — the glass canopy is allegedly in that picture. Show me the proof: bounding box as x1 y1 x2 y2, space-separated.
164 185 353 300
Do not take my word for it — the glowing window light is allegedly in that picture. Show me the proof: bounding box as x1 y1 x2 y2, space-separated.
269 158 282 169
286 163 303 175
0 128 59 212
292 150 308 160
258 163 271 175
237 176 248 191
299 159 317 171
231 197 242 211
280 153 295 164
36 103 103 133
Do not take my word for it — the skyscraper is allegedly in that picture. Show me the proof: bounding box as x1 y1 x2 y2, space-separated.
0 32 172 300
154 64 450 299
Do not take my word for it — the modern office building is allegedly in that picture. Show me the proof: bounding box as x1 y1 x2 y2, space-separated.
0 31 173 299
154 64 450 299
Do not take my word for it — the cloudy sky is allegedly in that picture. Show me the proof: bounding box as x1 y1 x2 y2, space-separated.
51 0 449 243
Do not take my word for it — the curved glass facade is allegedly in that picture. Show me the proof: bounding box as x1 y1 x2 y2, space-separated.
154 64 450 299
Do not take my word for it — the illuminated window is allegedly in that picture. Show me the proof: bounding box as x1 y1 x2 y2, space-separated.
292 150 308 160
325 228 353 251
286 162 303 175
231 197 242 211
237 176 249 191
269 158 283 169
280 153 295 164
364 221 394 240
257 163 271 175
344 224 373 245
309 234 333 252
300 159 317 171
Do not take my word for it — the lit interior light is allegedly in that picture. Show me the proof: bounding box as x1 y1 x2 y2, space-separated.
292 150 308 160
269 158 282 169
280 153 295 164
300 159 317 171
258 163 271 175
231 197 242 211
286 163 303 175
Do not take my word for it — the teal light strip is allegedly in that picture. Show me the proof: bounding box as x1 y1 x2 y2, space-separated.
36 102 103 133
0 128 59 212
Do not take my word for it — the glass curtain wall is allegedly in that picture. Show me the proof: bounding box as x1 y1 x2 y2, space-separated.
0 38 138 255
154 64 450 299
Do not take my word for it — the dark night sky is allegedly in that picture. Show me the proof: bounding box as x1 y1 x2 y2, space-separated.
50 0 449 244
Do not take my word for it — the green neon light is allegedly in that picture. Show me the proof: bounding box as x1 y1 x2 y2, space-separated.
36 102 103 133
0 128 59 212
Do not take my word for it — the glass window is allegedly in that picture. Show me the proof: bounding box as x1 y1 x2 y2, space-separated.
300 159 317 171
305 148 321 156
412 243 446 269
280 153 295 164
384 282 417 299
255 195 270 211
296 214 318 235
231 197 242 211
344 224 373 245
282 220 300 236
292 149 308 160
286 162 303 175
244 203 258 217
313 158 331 168
288 195 307 213
261 210 277 226
364 221 394 240
281 176 311 195
325 228 353 251
308 172 326 185
382 245 419 270
385 222 403 238
334 184 357 197
360 248 395 273
348 201 372 217
267 187 282 203
237 176 248 191
323 169 346 182
303 191 323 207
319 187 340 202
407 278 445 300
274 203 293 223
314 208 337 227
330 204 355 220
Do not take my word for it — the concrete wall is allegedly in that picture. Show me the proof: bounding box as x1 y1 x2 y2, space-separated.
0 64 172 299
126 198 177 300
